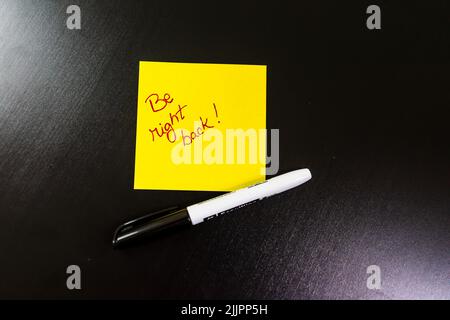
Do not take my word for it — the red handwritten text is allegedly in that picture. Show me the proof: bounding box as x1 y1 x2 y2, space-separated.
181 117 214 146
149 104 188 143
145 93 174 112
146 92 219 145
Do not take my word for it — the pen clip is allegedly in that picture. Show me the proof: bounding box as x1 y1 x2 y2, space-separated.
112 206 179 245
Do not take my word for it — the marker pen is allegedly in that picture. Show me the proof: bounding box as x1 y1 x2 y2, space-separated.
112 168 312 247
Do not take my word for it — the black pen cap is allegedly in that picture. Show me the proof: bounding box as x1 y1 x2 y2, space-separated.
112 207 191 247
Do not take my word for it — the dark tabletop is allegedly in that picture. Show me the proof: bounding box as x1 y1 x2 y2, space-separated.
0 0 449 299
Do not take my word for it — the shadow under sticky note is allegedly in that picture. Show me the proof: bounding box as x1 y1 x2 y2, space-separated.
134 61 266 191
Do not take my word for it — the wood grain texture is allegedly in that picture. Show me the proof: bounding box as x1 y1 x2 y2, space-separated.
0 0 449 299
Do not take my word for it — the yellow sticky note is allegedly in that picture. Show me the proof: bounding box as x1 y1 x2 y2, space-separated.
134 61 266 191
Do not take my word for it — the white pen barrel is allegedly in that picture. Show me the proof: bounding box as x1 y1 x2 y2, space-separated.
187 169 311 225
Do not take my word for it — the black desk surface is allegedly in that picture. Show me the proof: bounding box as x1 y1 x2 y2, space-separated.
0 1 449 299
